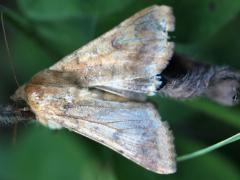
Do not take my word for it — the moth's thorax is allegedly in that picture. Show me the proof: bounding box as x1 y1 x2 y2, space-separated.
18 70 127 126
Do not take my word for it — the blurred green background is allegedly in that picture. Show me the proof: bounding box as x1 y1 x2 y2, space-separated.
0 0 239 180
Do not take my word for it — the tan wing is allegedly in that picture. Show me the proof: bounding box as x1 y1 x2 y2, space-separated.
49 5 174 98
21 71 176 174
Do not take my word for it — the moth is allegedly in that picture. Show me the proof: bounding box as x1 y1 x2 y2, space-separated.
11 5 176 174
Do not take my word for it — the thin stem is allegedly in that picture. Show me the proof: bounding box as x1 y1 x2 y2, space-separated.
177 133 240 162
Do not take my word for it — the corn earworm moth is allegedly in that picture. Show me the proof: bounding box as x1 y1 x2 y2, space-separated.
12 5 176 174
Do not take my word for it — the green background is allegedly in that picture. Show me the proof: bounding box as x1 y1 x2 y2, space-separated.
0 0 239 180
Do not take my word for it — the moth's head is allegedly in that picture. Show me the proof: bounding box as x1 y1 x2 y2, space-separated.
206 71 240 106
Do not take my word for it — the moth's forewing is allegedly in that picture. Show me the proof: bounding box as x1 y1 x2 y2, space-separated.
18 70 176 174
49 5 174 99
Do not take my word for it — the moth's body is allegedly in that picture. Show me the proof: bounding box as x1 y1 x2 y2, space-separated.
12 5 176 174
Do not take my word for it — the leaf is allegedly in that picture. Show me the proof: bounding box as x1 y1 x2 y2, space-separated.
1 126 117 180
17 0 134 20
0 137 11 180
194 15 240 67
173 137 240 180
1 10 96 83
7 25 53 82
150 96 196 124
172 0 240 43
182 98 240 128
34 16 96 57
113 136 240 180
175 14 240 69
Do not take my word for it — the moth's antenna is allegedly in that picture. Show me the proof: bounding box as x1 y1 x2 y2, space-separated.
1 12 21 144
1 12 20 88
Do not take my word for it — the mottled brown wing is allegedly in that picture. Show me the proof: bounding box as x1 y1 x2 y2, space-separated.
23 75 176 174
49 5 174 98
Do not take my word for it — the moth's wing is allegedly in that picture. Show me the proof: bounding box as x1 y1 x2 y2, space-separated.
49 5 174 98
25 83 176 174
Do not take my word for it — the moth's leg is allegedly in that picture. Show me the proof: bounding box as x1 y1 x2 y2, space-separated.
0 103 35 125
159 54 240 106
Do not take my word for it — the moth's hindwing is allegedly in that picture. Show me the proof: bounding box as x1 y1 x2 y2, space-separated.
24 72 176 174
49 5 175 99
